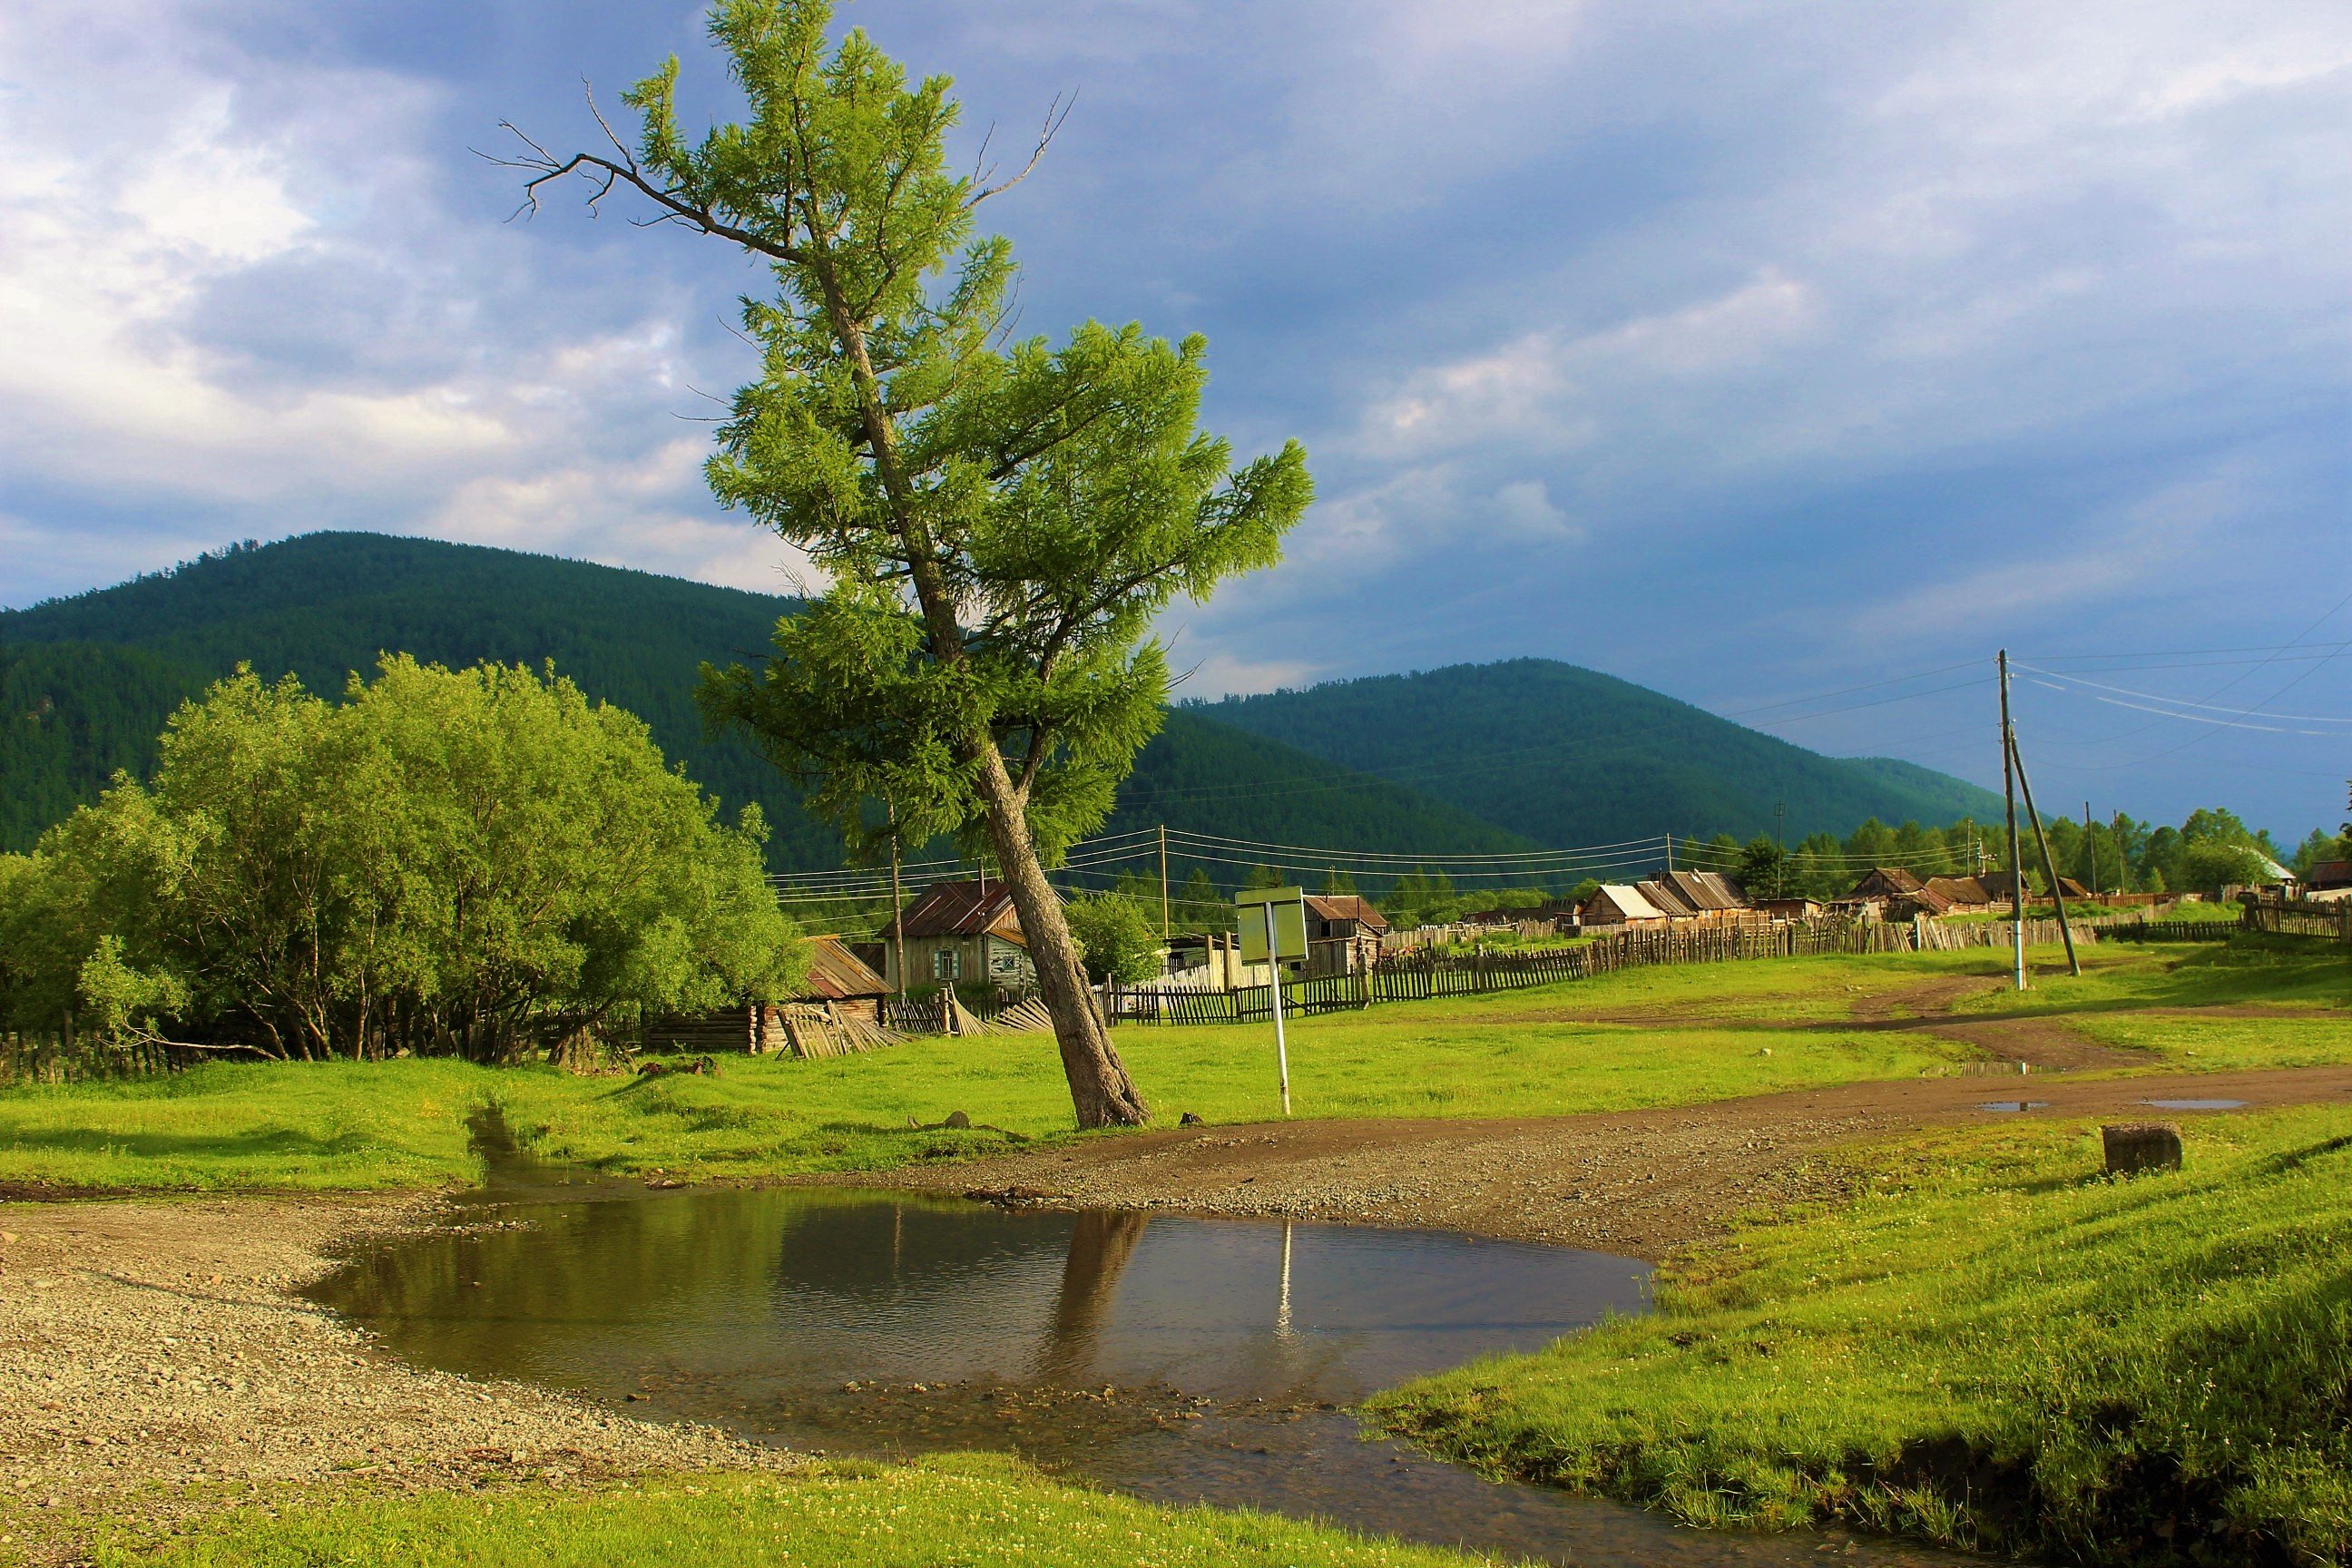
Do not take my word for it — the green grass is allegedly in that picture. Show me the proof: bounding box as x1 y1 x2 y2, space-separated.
83 1456 1504 1568
8 945 2337 1193
0 953 2002 1192
1368 1106 2352 1564
1950 937 2352 1073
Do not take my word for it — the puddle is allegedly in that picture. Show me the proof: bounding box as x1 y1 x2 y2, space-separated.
310 1172 1977 1567
1977 1100 2052 1112
2141 1098 2248 1111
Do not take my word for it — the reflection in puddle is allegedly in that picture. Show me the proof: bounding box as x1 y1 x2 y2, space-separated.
310 1184 1977 1568
1977 1100 2052 1112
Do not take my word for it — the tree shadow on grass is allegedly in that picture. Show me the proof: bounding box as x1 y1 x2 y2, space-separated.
0 1123 389 1162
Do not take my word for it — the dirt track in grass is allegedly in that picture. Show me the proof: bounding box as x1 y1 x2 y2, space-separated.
898 962 2352 1261
908 1063 2352 1261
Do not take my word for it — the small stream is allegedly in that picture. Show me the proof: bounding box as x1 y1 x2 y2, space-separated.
309 1139 1976 1567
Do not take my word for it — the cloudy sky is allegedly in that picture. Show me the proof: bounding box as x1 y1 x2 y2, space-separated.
3 0 2347 838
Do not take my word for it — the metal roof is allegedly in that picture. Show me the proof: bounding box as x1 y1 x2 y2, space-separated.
1303 894 1392 933
879 878 1023 941
1589 884 1671 921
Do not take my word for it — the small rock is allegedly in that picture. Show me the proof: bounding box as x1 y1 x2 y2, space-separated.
1179 1112 1204 1126
943 1111 971 1130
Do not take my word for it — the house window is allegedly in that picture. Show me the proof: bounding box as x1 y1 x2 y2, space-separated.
932 948 961 981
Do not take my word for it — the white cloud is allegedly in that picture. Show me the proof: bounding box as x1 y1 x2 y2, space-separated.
1178 650 1322 700
1490 479 1583 543
0 1 780 604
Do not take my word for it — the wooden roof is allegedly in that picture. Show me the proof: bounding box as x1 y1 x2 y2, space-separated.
1924 875 1992 906
799 935 889 1001
1633 878 1694 916
1304 894 1392 934
1849 867 1927 898
1656 869 1749 912
879 879 1024 943
2308 859 2352 888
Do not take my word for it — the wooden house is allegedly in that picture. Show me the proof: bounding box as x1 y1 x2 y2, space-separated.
1847 867 1927 903
1649 870 1751 918
1923 876 1994 913
1975 870 2031 905
795 935 892 1024
1757 896 1824 921
876 878 1036 991
1304 894 1390 976
1582 883 1672 928
1632 878 1692 917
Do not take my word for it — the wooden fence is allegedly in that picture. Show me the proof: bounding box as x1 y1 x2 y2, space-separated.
2099 918 2248 944
1092 905 2309 1026
2242 901 2352 943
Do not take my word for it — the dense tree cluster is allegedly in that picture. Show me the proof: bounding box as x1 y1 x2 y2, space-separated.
0 659 799 1063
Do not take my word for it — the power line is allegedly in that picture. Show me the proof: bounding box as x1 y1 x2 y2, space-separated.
2015 663 2352 725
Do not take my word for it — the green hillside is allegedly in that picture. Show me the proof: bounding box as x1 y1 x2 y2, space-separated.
0 534 1523 869
1195 660 2004 847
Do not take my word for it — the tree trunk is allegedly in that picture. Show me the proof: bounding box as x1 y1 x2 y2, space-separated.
972 745 1149 1128
806 265 1146 1130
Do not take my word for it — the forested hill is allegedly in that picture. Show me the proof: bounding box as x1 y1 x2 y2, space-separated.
1195 660 2004 847
0 533 1527 865
0 533 846 864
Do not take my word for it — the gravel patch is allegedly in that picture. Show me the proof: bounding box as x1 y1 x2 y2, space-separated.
0 1194 797 1563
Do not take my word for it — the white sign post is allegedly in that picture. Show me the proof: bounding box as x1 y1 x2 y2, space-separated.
1236 887 1309 1116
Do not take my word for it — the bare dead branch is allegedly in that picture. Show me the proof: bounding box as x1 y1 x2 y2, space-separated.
966 120 999 190
583 79 633 162
968 91 1075 208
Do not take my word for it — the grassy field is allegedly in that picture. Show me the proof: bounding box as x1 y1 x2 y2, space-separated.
74 1456 1500 1568
1369 1103 2352 1563
0 951 2008 1192
1951 937 2352 1073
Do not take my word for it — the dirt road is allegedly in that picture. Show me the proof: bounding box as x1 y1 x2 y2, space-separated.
898 1063 2352 1260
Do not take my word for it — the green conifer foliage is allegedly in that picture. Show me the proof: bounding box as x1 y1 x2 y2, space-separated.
513 0 1311 1126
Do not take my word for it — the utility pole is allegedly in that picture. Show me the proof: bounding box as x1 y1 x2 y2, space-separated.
2085 800 2097 901
1665 834 1674 873
887 799 906 997
1775 801 1786 898
1999 650 2026 991
2010 727 2081 977
1159 824 1171 945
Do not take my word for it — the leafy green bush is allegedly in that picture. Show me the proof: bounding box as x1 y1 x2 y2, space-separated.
1063 890 1161 984
0 657 797 1061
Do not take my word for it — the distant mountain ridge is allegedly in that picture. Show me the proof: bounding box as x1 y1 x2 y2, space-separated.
0 534 1528 867
1192 660 2001 848
3 534 1999 874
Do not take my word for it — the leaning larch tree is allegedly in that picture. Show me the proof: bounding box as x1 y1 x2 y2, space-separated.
502 0 1311 1126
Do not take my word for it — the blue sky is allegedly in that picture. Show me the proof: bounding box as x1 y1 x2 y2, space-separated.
1 1 2347 838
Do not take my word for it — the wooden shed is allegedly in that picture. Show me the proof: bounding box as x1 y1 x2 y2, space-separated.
1582 884 1672 927
1303 894 1390 976
644 934 891 1055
